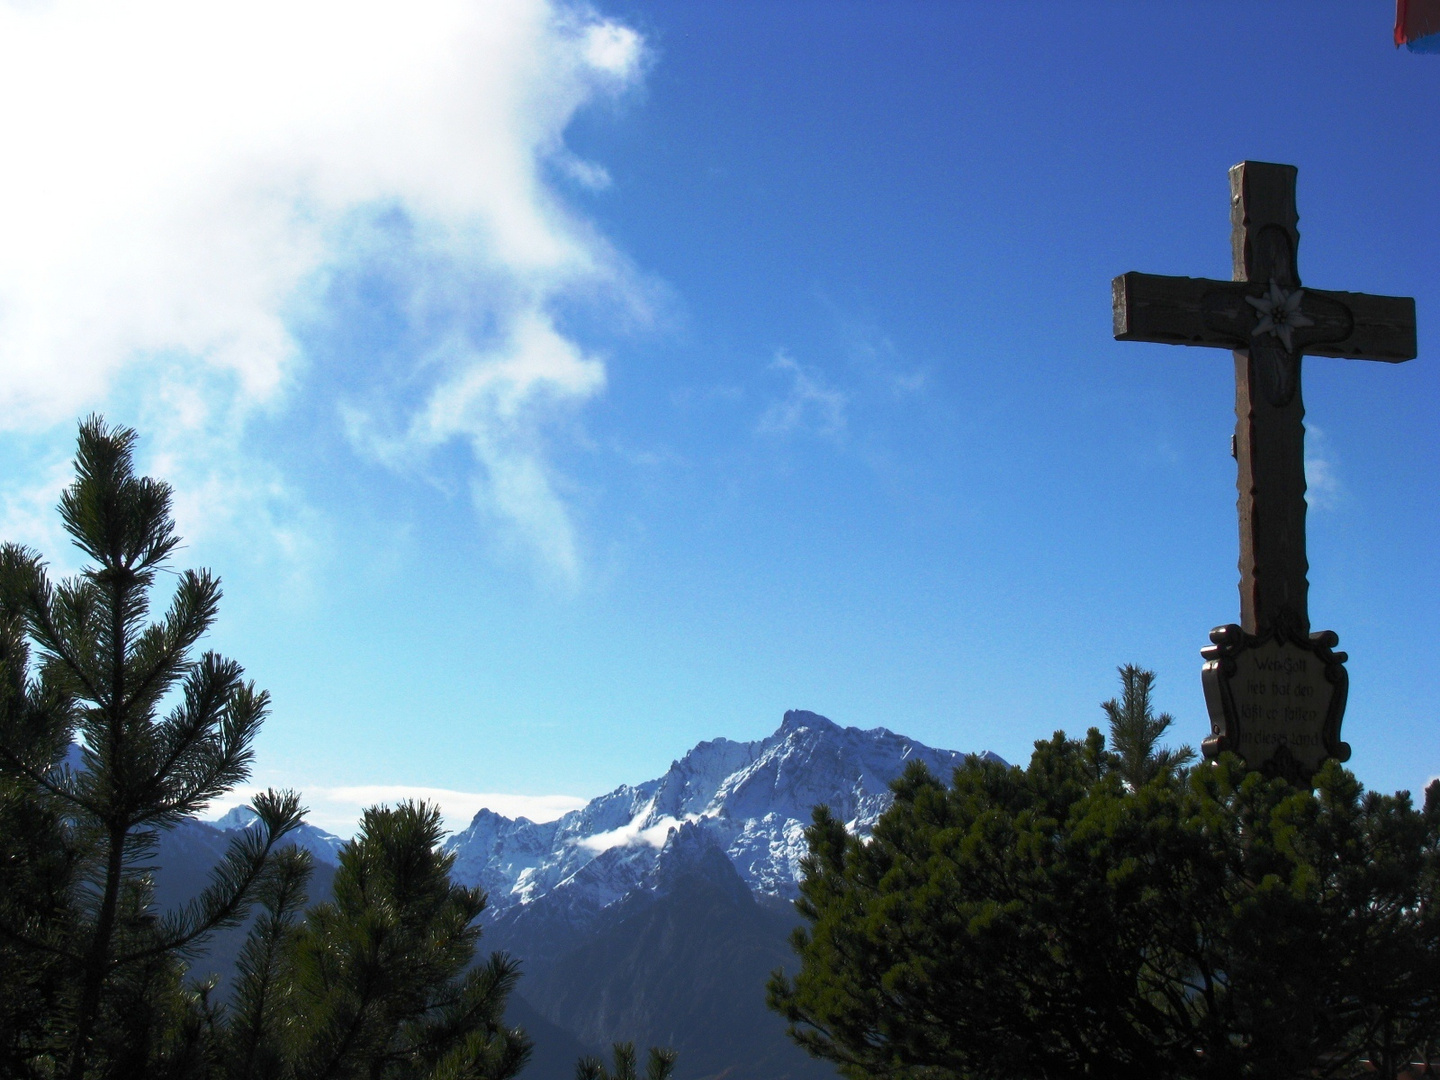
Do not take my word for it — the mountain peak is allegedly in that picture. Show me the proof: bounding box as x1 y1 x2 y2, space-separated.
213 805 258 830
779 709 838 734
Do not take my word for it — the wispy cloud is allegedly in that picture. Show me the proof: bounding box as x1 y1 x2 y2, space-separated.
347 312 609 583
206 784 588 839
758 351 848 439
808 292 929 398
0 0 646 579
837 320 927 398
1305 424 1343 511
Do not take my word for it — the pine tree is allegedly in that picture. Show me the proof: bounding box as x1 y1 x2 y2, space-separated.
0 418 536 1079
226 800 531 1080
1102 663 1194 788
0 566 79 1076
0 417 304 1079
221 844 314 1080
0 419 536 1079
769 731 1440 1079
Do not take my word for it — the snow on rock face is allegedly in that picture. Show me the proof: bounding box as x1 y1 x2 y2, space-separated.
213 805 346 865
446 809 561 907
445 710 994 918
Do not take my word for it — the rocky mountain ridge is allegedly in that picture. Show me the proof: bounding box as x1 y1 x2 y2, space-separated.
445 709 996 921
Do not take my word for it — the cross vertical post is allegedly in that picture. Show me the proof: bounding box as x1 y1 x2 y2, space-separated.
1229 163 1309 638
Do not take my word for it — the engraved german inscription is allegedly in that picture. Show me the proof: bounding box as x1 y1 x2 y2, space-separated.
1227 639 1335 777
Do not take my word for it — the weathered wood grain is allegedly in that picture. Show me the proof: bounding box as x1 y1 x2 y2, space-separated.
1112 273 1416 363
1112 272 1245 349
1302 291 1415 362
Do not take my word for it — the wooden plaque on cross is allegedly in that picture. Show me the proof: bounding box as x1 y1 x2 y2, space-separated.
1112 162 1416 784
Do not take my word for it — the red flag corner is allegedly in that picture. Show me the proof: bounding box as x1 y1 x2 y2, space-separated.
1397 0 1440 50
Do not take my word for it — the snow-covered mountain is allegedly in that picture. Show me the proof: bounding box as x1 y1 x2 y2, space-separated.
446 709 999 918
212 804 346 865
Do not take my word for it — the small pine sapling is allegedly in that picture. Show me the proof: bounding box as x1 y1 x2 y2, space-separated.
1101 663 1194 788
575 1042 678 1080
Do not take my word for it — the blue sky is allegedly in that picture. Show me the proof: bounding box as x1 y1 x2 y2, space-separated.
0 1 1434 834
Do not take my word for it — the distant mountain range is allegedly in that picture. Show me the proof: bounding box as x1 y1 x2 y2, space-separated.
152 710 997 1080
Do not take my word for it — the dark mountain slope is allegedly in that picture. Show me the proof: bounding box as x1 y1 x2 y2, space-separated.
518 826 837 1080
506 992 600 1080
153 817 338 996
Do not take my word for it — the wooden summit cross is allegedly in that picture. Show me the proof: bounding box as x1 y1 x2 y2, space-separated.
1112 161 1416 783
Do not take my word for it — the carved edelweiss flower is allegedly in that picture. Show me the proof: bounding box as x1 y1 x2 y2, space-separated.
1247 279 1314 351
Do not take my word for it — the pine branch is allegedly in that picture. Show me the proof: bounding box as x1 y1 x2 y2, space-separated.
139 656 267 822
59 417 179 576
646 1047 678 1080
119 569 221 725
0 745 104 817
16 574 107 711
226 845 312 1080
0 912 82 961
117 791 304 963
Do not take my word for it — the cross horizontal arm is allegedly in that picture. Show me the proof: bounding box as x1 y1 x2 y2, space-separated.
1304 289 1416 362
1112 272 1245 349
1112 272 1416 363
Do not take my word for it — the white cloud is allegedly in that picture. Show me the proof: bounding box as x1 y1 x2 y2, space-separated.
206 783 588 839
0 0 646 577
1305 424 1342 511
555 152 614 191
582 20 643 74
0 449 76 570
577 811 697 853
758 351 847 439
